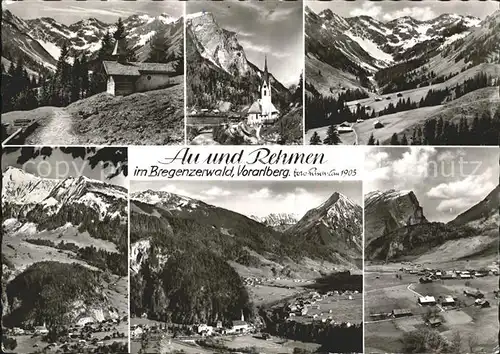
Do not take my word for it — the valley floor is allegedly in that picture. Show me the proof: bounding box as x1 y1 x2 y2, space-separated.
364 264 499 353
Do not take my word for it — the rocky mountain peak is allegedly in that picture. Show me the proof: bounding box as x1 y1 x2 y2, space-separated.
187 11 250 76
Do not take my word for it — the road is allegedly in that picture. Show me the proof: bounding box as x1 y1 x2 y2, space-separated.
26 108 80 145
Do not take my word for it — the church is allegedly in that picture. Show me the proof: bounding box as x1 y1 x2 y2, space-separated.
103 38 176 96
246 56 280 125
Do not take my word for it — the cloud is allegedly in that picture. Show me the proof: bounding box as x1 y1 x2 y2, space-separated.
391 147 436 183
239 39 291 59
46 5 137 18
350 2 383 19
249 188 272 199
426 167 494 200
202 187 232 197
382 6 436 22
427 167 495 214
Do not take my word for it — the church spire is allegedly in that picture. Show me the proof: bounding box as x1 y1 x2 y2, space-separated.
263 55 269 85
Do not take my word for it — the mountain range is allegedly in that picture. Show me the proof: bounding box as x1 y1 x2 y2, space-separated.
305 7 499 97
364 187 499 262
129 189 362 323
2 167 128 327
2 9 183 75
186 11 293 110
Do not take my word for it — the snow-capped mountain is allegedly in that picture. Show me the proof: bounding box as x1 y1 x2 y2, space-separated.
364 189 427 244
2 166 59 205
286 192 363 268
307 7 482 74
186 11 292 108
2 167 127 222
132 189 202 211
1 9 183 74
305 7 498 97
250 213 299 229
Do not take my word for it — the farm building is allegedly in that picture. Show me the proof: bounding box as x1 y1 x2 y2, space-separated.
464 290 484 299
418 296 436 306
373 120 384 129
103 61 175 96
102 37 175 96
392 308 413 318
442 296 455 306
370 313 388 321
475 299 490 308
426 318 442 327
419 277 433 284
337 121 354 133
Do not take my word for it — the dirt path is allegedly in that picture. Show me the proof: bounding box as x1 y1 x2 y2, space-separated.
29 108 80 145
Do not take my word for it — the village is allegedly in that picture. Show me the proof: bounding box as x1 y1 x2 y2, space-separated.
187 57 297 145
3 317 128 354
365 260 499 353
130 272 362 353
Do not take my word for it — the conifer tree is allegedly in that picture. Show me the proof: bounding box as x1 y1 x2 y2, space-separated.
390 133 399 145
309 132 321 145
323 125 341 145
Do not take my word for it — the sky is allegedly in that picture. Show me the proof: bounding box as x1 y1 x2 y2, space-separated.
4 0 184 25
130 180 362 219
187 0 303 87
2 147 127 187
365 147 499 223
308 0 499 22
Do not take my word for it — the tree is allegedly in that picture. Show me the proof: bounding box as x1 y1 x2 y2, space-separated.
323 125 341 145
309 131 321 145
390 133 399 145
367 133 375 145
400 134 409 145
450 331 462 354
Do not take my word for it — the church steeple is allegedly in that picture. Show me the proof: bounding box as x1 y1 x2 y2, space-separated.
263 55 269 85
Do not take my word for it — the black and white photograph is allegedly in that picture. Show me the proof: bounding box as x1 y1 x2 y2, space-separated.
186 0 304 145
129 181 362 353
363 147 499 353
1 147 129 353
1 0 184 145
305 0 499 145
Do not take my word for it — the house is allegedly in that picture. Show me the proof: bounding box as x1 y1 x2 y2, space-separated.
460 273 472 279
76 317 94 326
337 122 354 133
373 120 384 129
197 324 214 336
247 56 279 125
418 296 436 306
230 320 250 333
392 308 413 318
34 325 49 335
464 290 484 299
475 299 490 308
426 317 442 327
419 277 433 284
131 326 143 338
442 296 455 307
103 38 175 96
